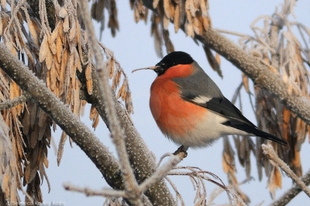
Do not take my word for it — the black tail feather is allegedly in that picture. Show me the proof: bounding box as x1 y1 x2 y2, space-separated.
223 120 287 145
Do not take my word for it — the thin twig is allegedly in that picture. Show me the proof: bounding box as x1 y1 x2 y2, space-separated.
0 93 30 111
77 1 141 205
215 28 249 38
270 169 310 206
64 183 127 198
262 144 310 198
139 152 186 194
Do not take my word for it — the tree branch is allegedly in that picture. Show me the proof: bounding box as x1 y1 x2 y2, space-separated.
0 93 30 111
270 169 310 206
263 144 310 197
195 29 310 125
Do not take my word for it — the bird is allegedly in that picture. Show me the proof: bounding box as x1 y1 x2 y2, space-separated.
133 51 286 153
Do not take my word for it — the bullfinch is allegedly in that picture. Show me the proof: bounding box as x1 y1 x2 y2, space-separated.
133 51 286 152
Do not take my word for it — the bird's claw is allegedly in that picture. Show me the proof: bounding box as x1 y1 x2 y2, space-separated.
173 145 188 157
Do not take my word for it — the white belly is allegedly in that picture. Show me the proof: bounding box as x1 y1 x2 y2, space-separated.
167 111 249 148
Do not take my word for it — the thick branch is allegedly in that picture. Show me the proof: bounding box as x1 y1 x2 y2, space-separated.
195 29 310 125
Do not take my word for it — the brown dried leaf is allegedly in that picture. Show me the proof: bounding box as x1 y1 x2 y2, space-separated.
134 7 141 23
199 0 208 17
1 0 6 11
112 71 121 91
89 106 98 124
57 20 65 42
116 83 125 99
0 12 9 36
192 17 202 35
30 126 39 149
50 22 60 43
69 21 76 42
92 113 99 128
242 74 249 93
63 16 69 32
28 19 40 47
153 0 160 9
126 91 134 114
50 64 57 92
85 63 93 95
6 41 17 57
163 15 170 30
202 16 210 31
56 37 63 64
24 163 37 184
107 0 119 37
91 0 105 21
1 168 10 197
45 50 54 71
162 30 174 53
73 80 81 115
22 106 31 135
174 4 180 32
9 81 22 114
57 131 67 166
42 150 49 168
163 0 172 19
39 35 49 63
268 166 282 197
222 139 235 175
109 58 115 79
203 46 222 78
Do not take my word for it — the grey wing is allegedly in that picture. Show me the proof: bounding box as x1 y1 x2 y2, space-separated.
172 62 255 126
172 62 223 100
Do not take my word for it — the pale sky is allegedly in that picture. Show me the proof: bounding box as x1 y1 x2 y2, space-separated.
39 1 310 205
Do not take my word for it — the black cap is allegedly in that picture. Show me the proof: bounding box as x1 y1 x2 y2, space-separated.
154 51 194 75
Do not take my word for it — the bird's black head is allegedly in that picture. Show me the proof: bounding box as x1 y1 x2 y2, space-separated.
154 51 194 75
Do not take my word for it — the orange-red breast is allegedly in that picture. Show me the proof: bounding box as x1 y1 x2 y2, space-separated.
133 51 286 151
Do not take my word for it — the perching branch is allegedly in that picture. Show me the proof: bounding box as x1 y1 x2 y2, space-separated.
139 152 186 194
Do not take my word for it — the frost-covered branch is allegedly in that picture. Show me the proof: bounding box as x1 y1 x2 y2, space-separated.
0 93 30 111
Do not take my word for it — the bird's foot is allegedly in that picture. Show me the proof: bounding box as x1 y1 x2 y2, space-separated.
173 145 188 158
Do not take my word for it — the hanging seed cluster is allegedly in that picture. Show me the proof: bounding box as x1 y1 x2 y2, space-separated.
221 2 310 199
91 0 119 37
130 0 211 57
0 0 132 204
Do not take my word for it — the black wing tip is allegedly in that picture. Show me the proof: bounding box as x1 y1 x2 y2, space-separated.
263 134 287 145
250 128 287 145
223 120 287 145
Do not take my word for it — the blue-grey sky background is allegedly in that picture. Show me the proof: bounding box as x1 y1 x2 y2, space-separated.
39 1 310 205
